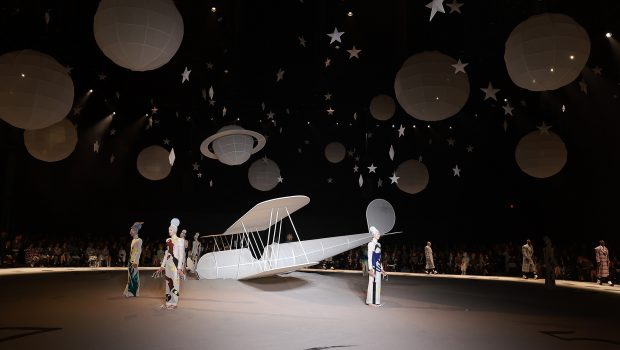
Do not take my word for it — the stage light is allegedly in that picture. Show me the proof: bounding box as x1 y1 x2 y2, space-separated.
89 89 93 93
569 55 575 60
606 32 612 38
347 11 353 17
211 7 216 13
549 67 554 72
112 112 116 115
20 73 25 78
412 125 416 128
449 126 452 130
427 125 430 128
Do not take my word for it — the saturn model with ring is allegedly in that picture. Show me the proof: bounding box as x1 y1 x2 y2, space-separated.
200 125 266 166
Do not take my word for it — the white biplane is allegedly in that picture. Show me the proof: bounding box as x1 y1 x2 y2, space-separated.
195 195 397 280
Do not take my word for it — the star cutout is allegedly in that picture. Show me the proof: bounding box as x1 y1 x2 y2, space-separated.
277 176 284 183
206 62 214 69
151 106 158 114
109 128 116 136
562 105 566 113
276 68 285 82
452 165 461 177
73 106 82 115
502 103 513 116
163 138 171 145
389 173 400 184
98 73 107 80
451 59 468 74
447 137 455 146
324 92 332 100
426 0 445 21
592 66 603 76
398 124 405 137
109 154 115 163
466 145 474 153
192 162 200 171
65 65 73 74
266 111 275 119
377 178 383 187
327 178 333 184
197 173 203 178
327 107 335 115
325 57 331 67
326 27 345 44
446 0 463 14
368 164 377 173
481 82 500 101
353 165 359 173
347 46 362 59
578 79 588 94
298 36 307 47
181 67 191 83
536 122 552 135
93 141 100 153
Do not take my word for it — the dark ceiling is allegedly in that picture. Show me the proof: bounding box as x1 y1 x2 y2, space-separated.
1 0 619 246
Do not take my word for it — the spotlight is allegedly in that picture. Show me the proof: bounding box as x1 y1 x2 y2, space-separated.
20 73 25 78
112 112 116 115
427 125 430 128
347 11 353 17
606 32 612 38
211 7 216 13
89 89 93 93
449 126 452 130
549 67 554 72
569 55 575 60
412 125 416 128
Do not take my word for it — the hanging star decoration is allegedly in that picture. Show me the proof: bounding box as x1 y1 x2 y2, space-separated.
192 162 200 171
578 79 588 94
325 57 331 67
298 36 307 47
389 145 395 160
98 73 107 81
326 27 345 44
398 125 405 137
181 67 191 83
163 138 171 145
502 102 513 116
197 173 203 179
327 178 333 184
326 107 335 115
276 68 285 82
73 106 82 115
426 0 445 21
109 128 116 136
451 59 468 74
466 145 474 153
93 141 100 153
537 122 551 135
324 92 332 100
481 82 500 101
446 0 463 14
447 137 455 146
353 165 359 173
277 176 284 183
377 178 383 187
206 62 214 69
389 173 400 184
592 66 603 76
347 46 362 59
151 106 158 114
109 154 115 163
266 111 275 119
368 164 377 173
452 165 461 177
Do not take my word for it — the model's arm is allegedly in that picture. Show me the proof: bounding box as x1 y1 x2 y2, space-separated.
368 243 374 276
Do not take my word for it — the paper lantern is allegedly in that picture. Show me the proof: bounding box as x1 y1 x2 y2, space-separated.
93 0 184 71
137 145 172 181
394 51 469 122
24 119 77 162
515 130 567 178
369 94 395 121
395 159 429 194
248 158 280 191
200 125 266 166
324 142 346 164
504 13 590 91
0 50 74 130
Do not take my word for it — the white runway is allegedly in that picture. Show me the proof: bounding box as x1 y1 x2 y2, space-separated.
0 268 618 350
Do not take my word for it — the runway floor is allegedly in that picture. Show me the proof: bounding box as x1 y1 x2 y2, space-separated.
0 268 618 350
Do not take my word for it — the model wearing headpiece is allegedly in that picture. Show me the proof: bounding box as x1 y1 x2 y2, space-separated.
158 218 185 308
425 241 437 274
188 232 202 274
521 239 538 279
595 240 614 286
123 222 143 297
366 226 388 306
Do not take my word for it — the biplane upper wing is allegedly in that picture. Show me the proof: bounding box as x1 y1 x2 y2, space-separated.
202 195 310 238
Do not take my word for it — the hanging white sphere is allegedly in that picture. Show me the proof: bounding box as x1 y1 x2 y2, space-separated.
395 159 429 195
394 51 469 122
504 13 590 91
515 130 567 178
137 145 172 181
369 94 396 121
200 125 266 166
23 119 77 162
248 158 280 191
93 0 184 72
324 142 346 164
0 50 74 130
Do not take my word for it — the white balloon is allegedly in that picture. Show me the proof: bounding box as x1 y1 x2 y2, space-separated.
505 13 589 91
395 159 429 195
515 130 567 178
394 51 469 122
94 0 184 71
24 119 77 162
369 94 396 121
0 50 74 130
248 158 280 191
324 142 346 164
137 145 172 181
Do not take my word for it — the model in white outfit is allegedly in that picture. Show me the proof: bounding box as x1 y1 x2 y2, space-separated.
158 218 185 309
366 226 387 306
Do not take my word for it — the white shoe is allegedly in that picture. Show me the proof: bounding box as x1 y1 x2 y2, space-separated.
597 279 602 285
534 275 538 280
523 275 527 279
609 281 614 286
